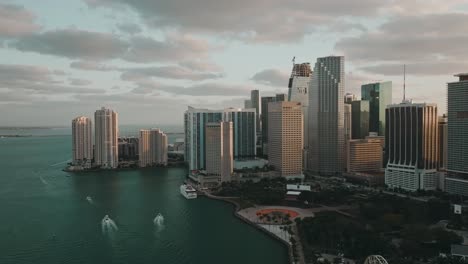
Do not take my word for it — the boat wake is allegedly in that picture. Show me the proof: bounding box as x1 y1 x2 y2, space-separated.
50 159 71 167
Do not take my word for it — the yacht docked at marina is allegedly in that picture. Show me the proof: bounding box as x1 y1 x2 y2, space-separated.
180 184 197 199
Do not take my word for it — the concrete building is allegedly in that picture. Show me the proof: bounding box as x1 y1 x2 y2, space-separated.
250 90 261 133
351 100 370 139
184 107 223 171
223 108 256 159
139 129 168 167
72 116 93 167
308 56 345 175
445 74 468 196
268 101 303 178
385 102 439 191
205 122 233 182
276 93 287 102
94 107 118 169
347 137 384 173
361 81 392 136
438 115 448 170
288 62 312 169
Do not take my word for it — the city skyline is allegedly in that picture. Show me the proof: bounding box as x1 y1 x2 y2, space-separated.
1 1 467 126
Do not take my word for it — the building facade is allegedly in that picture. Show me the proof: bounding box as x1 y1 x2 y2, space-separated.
351 100 370 139
184 107 223 171
288 62 312 169
250 90 261 133
445 74 468 196
223 108 256 159
205 122 233 182
385 102 439 191
94 107 118 169
261 96 285 157
72 116 93 167
344 104 352 171
347 137 384 173
118 137 138 161
308 56 345 175
268 101 303 178
361 81 392 136
139 129 168 167
438 115 448 170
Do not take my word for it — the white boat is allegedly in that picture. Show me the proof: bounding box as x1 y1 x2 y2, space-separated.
180 184 197 199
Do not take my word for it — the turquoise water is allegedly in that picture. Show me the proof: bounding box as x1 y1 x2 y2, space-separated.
0 135 288 264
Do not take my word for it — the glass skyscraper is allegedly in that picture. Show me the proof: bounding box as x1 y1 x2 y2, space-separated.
361 81 392 136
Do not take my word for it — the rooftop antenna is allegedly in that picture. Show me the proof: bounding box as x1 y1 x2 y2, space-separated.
403 64 406 103
292 56 296 65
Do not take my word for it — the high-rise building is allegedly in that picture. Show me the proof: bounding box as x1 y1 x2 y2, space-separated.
223 108 256 159
344 104 352 171
351 100 370 139
288 62 312 169
118 137 138 161
139 129 168 167
276 93 287 102
94 107 118 169
344 93 357 104
308 56 345 175
361 81 392 136
445 74 468 196
205 122 233 182
72 116 93 167
250 90 261 132
268 101 303 178
244 99 252 109
347 137 384 173
184 107 223 171
385 102 438 191
438 115 448 170
261 96 275 156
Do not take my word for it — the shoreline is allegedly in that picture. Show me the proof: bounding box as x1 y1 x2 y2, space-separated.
200 192 295 264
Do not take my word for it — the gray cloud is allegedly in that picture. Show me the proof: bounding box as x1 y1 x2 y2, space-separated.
121 66 223 81
0 64 105 96
11 29 216 63
335 13 468 63
251 69 289 87
123 34 215 63
361 62 468 76
116 22 142 35
69 78 93 86
84 0 392 42
13 29 128 60
84 0 463 43
70 60 118 71
0 3 40 38
178 60 223 72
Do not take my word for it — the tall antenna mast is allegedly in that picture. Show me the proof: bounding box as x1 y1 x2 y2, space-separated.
403 64 406 102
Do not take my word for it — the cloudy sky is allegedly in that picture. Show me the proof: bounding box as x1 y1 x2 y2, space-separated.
1 0 467 126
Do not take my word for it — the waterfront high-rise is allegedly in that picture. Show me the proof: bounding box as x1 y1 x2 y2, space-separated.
288 62 312 169
308 56 345 175
268 101 303 178
275 93 287 102
361 81 392 136
385 102 439 191
351 100 370 139
445 74 468 196
94 107 118 169
344 93 357 104
205 122 233 182
261 96 275 156
139 129 168 167
223 108 256 159
118 137 139 161
184 107 223 171
250 90 261 133
72 116 93 167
